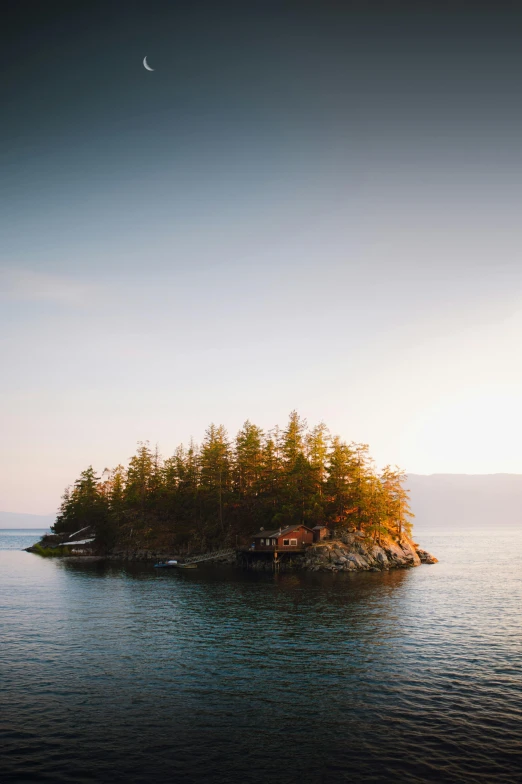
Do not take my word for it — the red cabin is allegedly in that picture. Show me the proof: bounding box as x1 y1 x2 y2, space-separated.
250 525 314 552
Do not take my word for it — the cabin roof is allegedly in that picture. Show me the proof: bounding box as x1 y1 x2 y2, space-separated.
66 526 93 541
252 525 313 539
312 525 328 530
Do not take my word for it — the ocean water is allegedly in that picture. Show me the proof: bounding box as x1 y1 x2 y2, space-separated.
1 528 521 783
0 528 48 550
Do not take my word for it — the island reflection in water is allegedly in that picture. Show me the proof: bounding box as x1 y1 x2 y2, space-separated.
1 529 521 783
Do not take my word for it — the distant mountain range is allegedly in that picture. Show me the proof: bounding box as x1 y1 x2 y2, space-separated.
407 474 522 530
2 474 521 531
0 511 55 529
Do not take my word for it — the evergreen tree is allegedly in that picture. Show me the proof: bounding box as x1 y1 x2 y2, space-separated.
349 443 372 531
306 422 330 497
234 420 263 499
53 486 75 535
257 432 283 522
108 465 126 524
125 441 154 511
365 471 387 544
54 467 109 541
325 437 356 528
381 466 414 542
282 410 307 468
200 424 231 535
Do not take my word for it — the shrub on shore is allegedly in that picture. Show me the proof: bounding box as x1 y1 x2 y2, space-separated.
32 543 69 557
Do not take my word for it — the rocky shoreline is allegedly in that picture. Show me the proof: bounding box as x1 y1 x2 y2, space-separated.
87 534 438 573
299 534 437 572
238 532 437 572
27 529 437 573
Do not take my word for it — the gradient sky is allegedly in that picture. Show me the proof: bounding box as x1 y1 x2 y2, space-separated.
2 1 522 514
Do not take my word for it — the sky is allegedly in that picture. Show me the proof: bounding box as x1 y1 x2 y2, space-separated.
2 0 522 514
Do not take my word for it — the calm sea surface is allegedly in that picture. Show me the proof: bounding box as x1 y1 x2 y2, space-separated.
1 527 521 783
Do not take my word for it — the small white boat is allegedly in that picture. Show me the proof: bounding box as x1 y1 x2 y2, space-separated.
154 560 178 568
153 560 197 569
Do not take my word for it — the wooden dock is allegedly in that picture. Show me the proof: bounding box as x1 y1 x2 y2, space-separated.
182 548 236 565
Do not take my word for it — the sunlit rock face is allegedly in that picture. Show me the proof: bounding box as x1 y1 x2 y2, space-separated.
301 535 437 573
416 548 439 564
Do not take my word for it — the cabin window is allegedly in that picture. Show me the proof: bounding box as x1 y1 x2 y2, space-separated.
272 539 276 545
290 538 298 546
283 539 289 546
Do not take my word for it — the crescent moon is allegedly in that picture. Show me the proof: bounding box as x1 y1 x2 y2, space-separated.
143 56 154 72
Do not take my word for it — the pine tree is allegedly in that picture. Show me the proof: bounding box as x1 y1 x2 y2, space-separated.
381 466 414 543
257 432 283 522
306 422 330 497
53 486 75 534
108 465 126 523
200 424 231 535
234 420 264 499
349 443 371 531
365 471 387 544
325 437 356 529
282 410 307 468
125 441 154 511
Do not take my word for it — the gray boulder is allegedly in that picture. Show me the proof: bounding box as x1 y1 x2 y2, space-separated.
399 541 421 566
370 546 390 569
347 553 370 569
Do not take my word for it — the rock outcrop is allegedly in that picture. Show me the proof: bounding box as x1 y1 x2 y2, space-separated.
415 548 439 565
300 533 437 573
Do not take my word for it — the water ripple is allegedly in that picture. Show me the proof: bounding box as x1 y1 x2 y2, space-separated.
1 530 521 782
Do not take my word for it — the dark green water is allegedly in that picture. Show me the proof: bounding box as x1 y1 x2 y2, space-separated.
1 529 521 783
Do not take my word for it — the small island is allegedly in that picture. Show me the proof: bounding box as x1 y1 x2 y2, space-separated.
30 412 437 572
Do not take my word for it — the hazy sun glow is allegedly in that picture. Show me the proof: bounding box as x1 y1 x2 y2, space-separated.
400 388 522 474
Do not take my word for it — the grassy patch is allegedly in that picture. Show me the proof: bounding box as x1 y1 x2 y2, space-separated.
32 543 69 557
